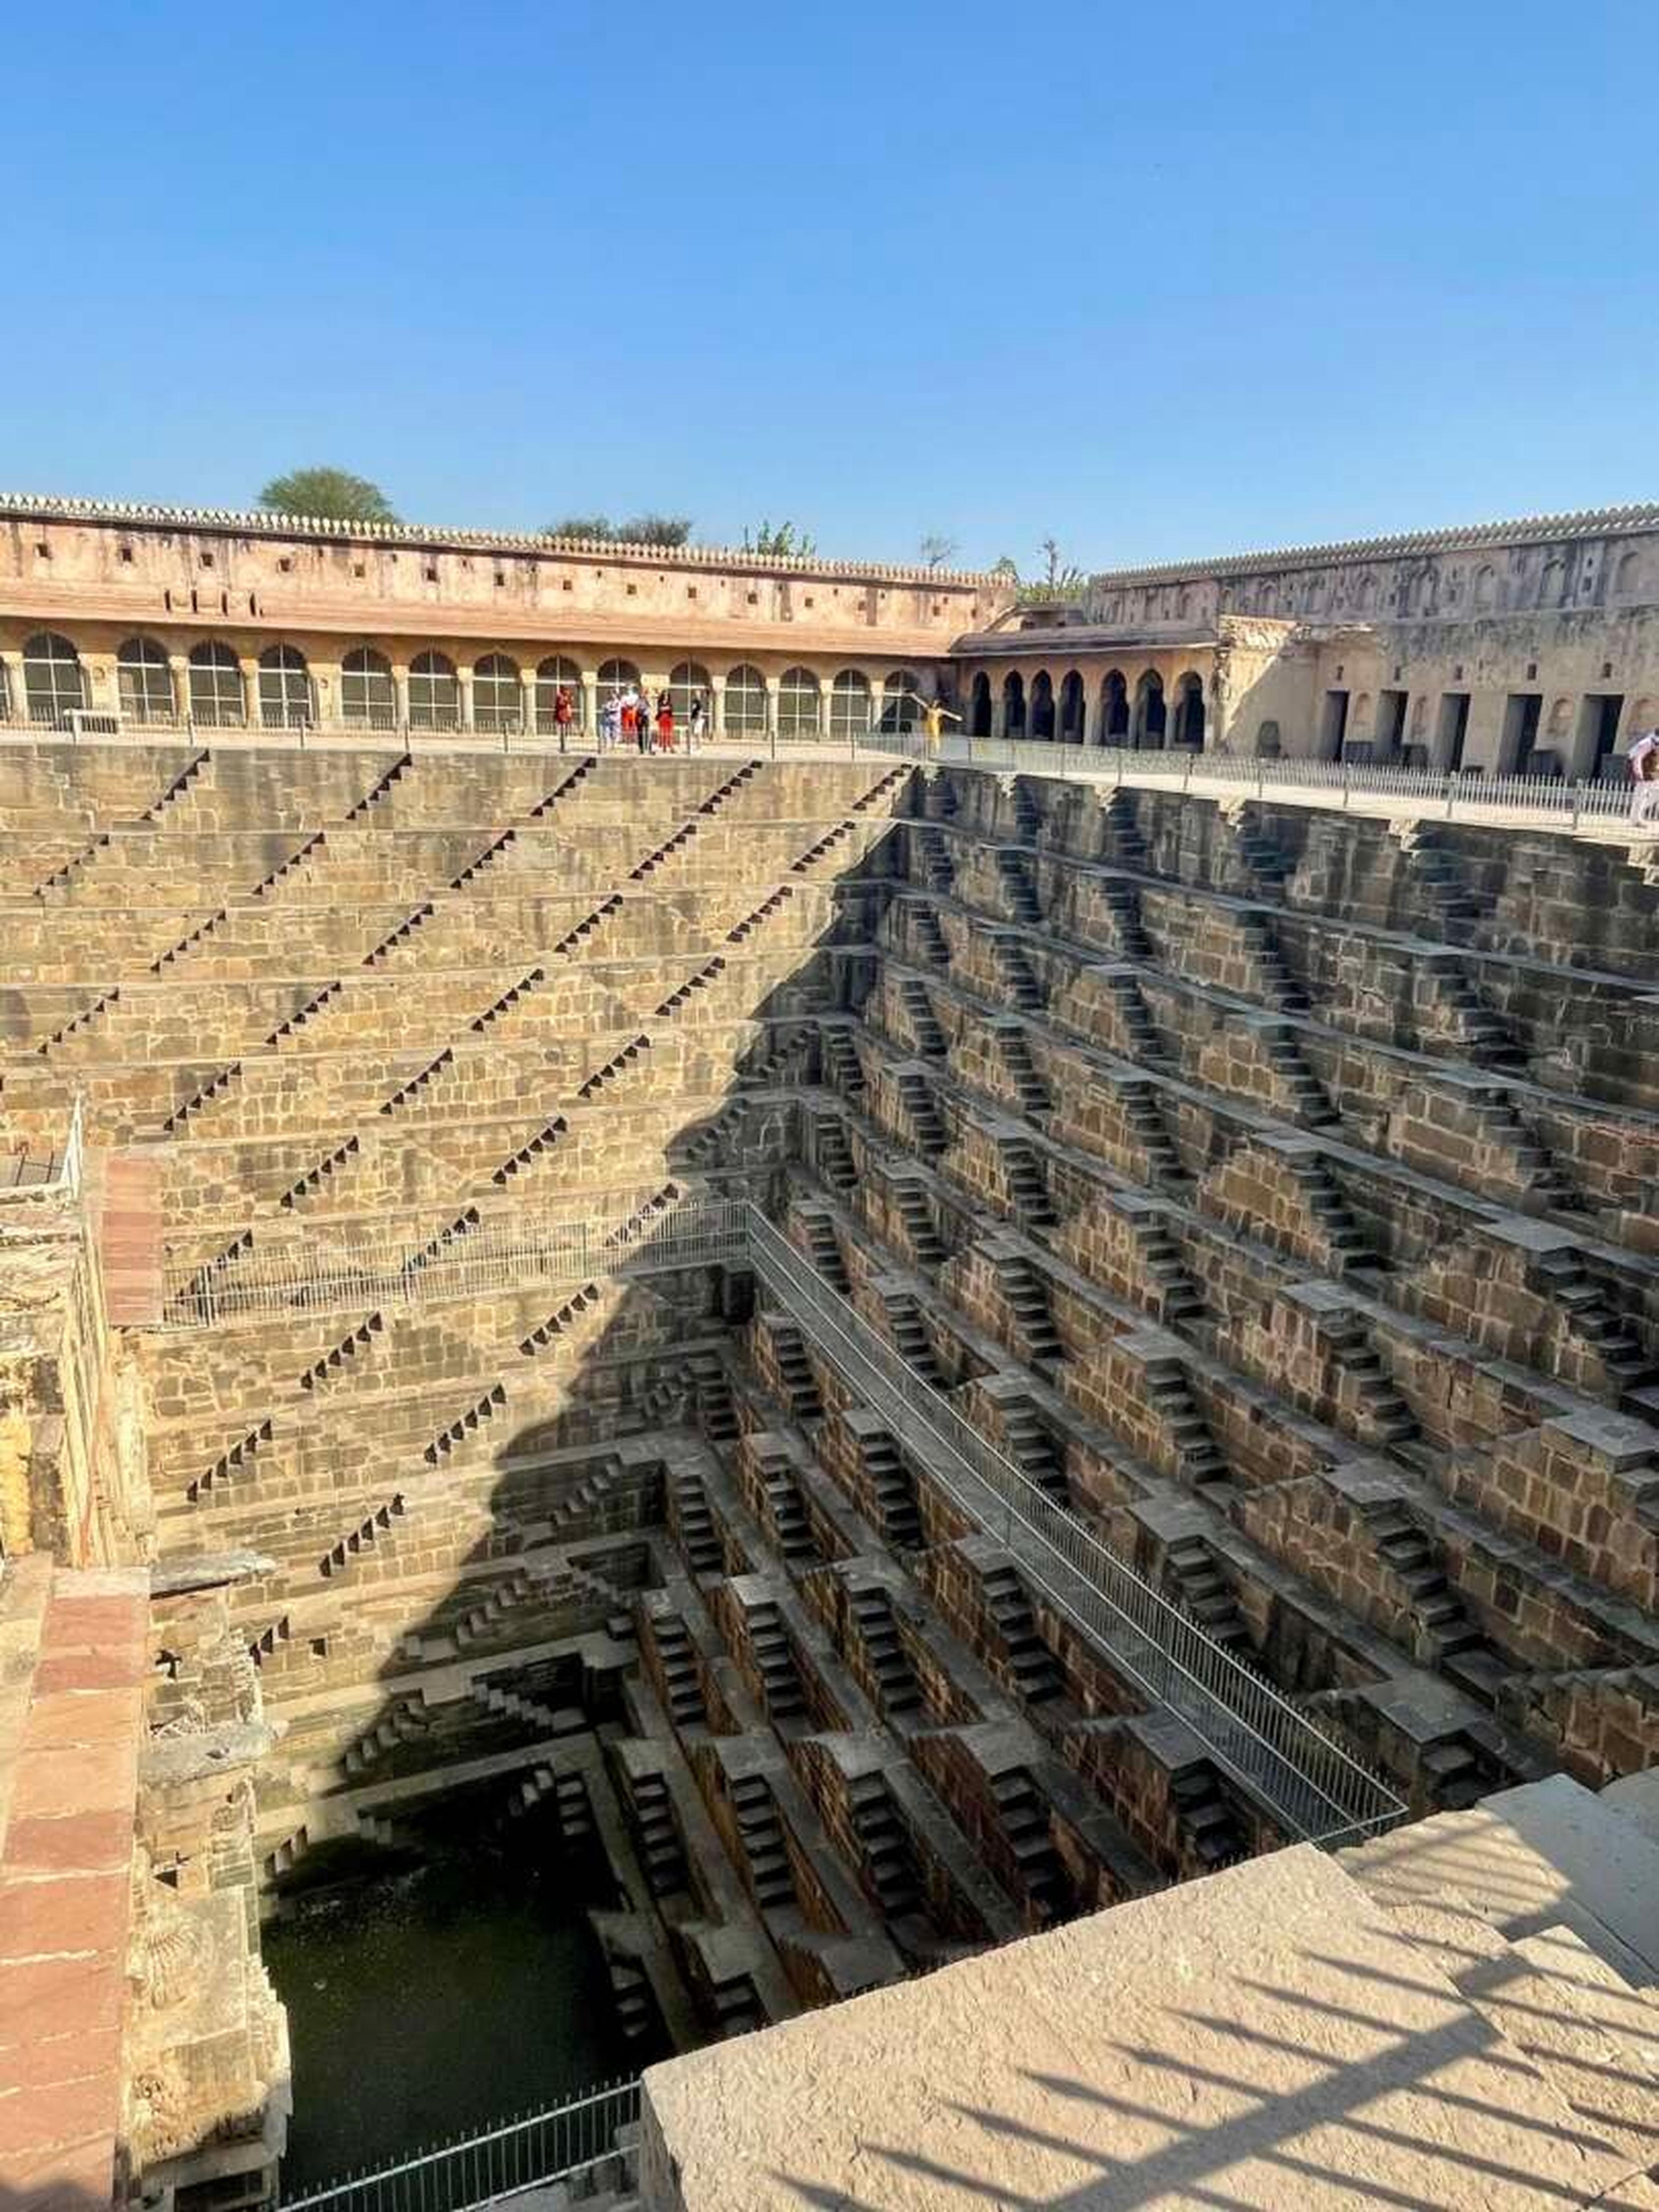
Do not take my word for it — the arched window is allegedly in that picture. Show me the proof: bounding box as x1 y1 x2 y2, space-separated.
22 632 86 725
881 671 919 732
723 664 767 736
1172 671 1205 750
1615 548 1646 599
969 672 992 737
535 655 582 732
1101 669 1129 740
188 641 245 727
1133 671 1166 749
409 650 459 730
1002 671 1026 737
597 658 641 701
117 636 174 725
341 647 395 726
778 666 820 739
1540 557 1568 607
1030 671 1055 741
829 669 871 739
473 652 521 732
1473 565 1497 611
258 644 311 729
1058 670 1085 742
1354 574 1378 614
669 661 712 723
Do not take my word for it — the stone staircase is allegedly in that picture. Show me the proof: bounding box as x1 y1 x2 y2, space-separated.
848 1586 923 1713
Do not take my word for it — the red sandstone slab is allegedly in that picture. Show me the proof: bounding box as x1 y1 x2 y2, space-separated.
9 1742 137 1822
1 2027 121 2092
0 1871 128 1964
97 1151 162 1327
32 1653 143 1695
0 2129 118 2212
0 2072 119 2158
40 1598 146 1654
0 1958 123 2049
2 1810 133 1875
21 1691 143 1750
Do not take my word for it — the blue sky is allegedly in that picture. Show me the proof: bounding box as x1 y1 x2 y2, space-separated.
3 0 1655 572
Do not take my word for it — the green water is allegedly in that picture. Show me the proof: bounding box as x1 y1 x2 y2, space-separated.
265 1851 636 2195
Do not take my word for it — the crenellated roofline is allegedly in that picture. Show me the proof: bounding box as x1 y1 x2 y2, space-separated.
1089 501 1659 586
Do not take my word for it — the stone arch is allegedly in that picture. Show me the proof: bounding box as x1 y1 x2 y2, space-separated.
597 657 641 706
880 671 919 733
722 664 767 736
1354 573 1378 614
1615 548 1646 599
535 655 582 732
188 640 244 728
829 669 871 738
1133 670 1166 749
409 649 460 731
1002 671 1026 738
1473 564 1497 610
1101 669 1129 740
1547 696 1573 740
472 651 521 732
21 632 85 725
258 643 312 730
1171 671 1205 750
1058 669 1085 742
969 672 992 737
341 646 395 726
1030 670 1055 740
1255 718 1282 758
117 635 174 724
778 666 821 739
668 661 712 723
1540 557 1569 607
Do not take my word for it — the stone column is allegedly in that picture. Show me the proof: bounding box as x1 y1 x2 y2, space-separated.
311 662 340 733
991 682 1009 741
0 652 25 723
1083 679 1106 747
709 676 725 744
391 664 411 734
458 666 475 733
240 660 261 731
170 658 193 731
764 673 782 743
579 668 598 738
521 669 538 737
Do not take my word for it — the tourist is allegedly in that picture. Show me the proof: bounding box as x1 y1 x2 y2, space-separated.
553 684 575 748
910 691 962 757
619 691 637 750
1629 726 1659 824
656 690 675 753
688 693 707 750
600 691 620 749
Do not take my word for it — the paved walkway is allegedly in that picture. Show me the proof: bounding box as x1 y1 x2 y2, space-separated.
0 1557 147 2212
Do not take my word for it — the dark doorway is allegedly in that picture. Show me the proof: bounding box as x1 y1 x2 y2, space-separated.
1103 670 1129 740
1030 671 1055 740
1500 691 1543 774
1436 693 1470 772
1376 690 1409 756
1002 672 1026 738
1171 674 1206 750
1133 672 1166 749
1319 690 1349 760
1576 693 1625 780
1058 670 1085 742
969 672 992 737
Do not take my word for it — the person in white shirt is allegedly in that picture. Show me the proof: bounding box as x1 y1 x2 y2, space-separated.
1628 728 1659 824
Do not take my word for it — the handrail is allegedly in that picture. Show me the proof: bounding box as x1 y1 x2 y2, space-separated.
0 1094 84 1207
857 727 1639 829
742 1208 1403 1848
277 2074 639 2212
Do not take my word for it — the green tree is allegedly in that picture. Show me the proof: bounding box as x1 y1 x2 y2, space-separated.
919 532 958 570
742 520 817 559
544 513 693 547
258 467 397 522
545 515 615 540
1016 535 1086 605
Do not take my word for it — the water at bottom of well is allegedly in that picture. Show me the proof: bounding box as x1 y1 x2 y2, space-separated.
266 1848 639 2196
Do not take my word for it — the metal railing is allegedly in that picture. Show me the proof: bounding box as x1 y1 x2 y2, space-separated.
1 1094 85 1206
858 727 1641 827
277 2075 640 2212
744 1208 1403 1848
160 1188 750 1328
